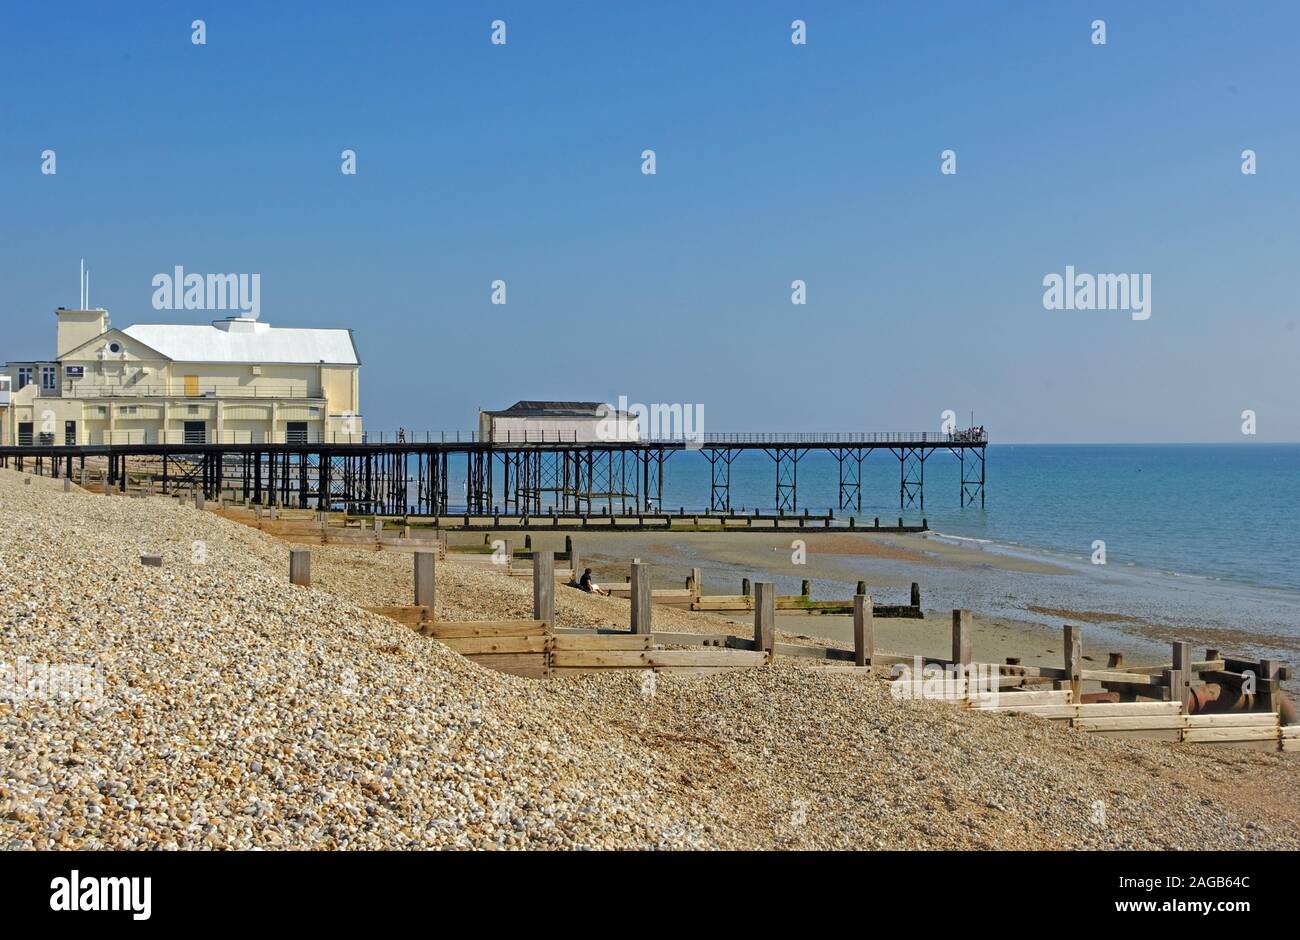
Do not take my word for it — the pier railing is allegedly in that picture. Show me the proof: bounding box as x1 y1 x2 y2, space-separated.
0 428 991 447
361 429 990 445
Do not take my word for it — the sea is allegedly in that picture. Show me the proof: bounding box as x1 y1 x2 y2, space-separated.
442 443 1300 654
654 444 1300 591
648 443 1300 655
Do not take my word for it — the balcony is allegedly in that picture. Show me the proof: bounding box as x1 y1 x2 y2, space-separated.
61 383 323 400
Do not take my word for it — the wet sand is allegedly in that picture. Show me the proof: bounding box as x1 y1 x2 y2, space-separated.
448 528 1300 685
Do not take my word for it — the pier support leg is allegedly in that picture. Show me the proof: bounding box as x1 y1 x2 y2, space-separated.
894 446 927 510
764 447 808 513
834 447 866 511
705 448 737 512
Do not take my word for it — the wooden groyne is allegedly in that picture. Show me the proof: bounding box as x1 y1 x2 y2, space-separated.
274 537 1295 750
94 480 1294 751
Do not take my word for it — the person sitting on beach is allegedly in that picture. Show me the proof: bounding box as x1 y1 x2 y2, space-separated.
578 567 607 596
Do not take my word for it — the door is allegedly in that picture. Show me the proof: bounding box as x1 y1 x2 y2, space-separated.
184 375 199 396
64 421 77 445
286 421 308 444
17 422 33 446
183 421 207 445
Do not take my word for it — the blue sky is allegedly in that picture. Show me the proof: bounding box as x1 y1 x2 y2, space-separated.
2 1 1297 442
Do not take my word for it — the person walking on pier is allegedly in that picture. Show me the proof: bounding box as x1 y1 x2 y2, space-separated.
578 567 608 596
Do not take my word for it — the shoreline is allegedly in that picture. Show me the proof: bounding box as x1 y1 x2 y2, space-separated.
476 528 1300 679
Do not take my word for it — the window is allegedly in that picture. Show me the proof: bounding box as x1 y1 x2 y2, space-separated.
41 366 57 390
107 342 122 354
17 367 32 389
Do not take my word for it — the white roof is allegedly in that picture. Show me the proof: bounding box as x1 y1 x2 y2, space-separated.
122 318 358 365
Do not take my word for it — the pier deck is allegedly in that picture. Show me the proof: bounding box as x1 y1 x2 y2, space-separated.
0 430 987 517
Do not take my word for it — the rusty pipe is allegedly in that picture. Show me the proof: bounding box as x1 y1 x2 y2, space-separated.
1186 682 1254 714
1080 691 1120 704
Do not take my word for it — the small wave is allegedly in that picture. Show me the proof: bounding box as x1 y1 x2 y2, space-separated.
926 531 993 545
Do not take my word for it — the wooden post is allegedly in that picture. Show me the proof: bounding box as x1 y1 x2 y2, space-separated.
373 517 383 534
414 551 436 612
753 582 775 652
569 543 580 576
910 582 921 607
951 609 972 668
502 538 513 569
140 554 163 567
1257 658 1280 713
533 550 555 625
63 478 71 493
853 594 874 667
289 548 311 586
630 562 651 634
801 579 811 597
691 567 701 599
856 580 867 596
1107 652 1124 668
741 577 751 596
1168 641 1191 709
1063 625 1083 701
195 491 205 510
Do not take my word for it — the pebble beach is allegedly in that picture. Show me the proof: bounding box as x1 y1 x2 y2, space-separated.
2 468 1298 850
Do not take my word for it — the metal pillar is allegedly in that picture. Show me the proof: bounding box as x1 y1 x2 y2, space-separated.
832 447 867 511
764 447 807 512
954 445 985 508
704 448 738 512
892 446 927 510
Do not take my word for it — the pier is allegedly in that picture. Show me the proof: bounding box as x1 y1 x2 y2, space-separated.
0 429 987 519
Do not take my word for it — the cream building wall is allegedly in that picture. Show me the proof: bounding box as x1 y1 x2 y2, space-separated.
3 308 362 446
479 404 641 443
